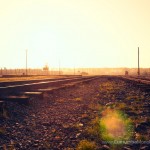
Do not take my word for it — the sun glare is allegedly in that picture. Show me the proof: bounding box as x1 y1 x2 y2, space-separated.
99 108 133 143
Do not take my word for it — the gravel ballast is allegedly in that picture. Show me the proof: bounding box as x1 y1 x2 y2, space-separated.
0 76 150 150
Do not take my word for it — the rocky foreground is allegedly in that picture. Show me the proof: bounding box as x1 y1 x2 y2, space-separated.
0 76 150 150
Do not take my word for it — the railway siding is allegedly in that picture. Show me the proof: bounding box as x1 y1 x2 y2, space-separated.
0 76 87 96
0 76 98 104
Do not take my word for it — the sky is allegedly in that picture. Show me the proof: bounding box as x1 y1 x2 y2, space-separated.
0 0 150 69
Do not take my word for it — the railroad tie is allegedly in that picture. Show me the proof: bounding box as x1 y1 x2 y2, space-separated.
22 91 43 99
38 87 57 93
2 95 29 105
0 101 5 116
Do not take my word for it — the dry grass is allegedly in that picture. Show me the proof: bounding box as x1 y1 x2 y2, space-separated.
0 75 68 82
115 102 126 110
85 117 101 138
76 140 97 150
75 97 82 101
88 103 102 111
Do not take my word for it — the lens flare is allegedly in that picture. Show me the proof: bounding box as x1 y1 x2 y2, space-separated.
99 108 133 142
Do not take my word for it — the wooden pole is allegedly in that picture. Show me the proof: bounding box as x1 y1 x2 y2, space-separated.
26 49 28 76
138 47 140 76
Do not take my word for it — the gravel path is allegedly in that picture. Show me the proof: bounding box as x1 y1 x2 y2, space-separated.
0 77 150 150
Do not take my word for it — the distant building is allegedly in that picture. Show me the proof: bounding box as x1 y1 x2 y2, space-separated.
81 72 88 76
125 71 128 76
43 64 49 71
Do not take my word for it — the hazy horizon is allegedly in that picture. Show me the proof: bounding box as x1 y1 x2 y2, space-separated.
0 0 150 68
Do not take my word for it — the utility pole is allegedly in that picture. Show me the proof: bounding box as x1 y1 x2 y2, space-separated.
138 47 140 76
74 66 75 75
26 49 28 76
59 60 60 75
0 68 2 76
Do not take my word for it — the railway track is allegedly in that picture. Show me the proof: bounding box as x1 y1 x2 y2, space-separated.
131 76 150 84
1 76 150 149
2 75 149 105
0 76 99 104
118 76 150 94
120 76 150 84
